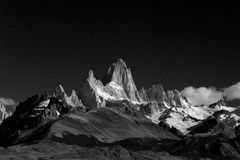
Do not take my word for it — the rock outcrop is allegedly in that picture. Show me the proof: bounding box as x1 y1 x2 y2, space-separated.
79 70 103 110
55 84 84 109
139 84 167 102
0 103 12 122
208 99 236 112
139 84 189 108
0 100 17 123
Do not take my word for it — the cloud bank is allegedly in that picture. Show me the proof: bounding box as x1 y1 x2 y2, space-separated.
224 82 240 101
0 97 17 106
181 87 224 106
181 82 240 106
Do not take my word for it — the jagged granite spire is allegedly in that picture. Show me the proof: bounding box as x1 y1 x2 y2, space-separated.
139 84 167 102
55 84 84 108
102 58 141 102
79 70 102 110
55 84 65 98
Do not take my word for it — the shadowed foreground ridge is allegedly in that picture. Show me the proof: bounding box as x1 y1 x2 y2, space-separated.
1 59 240 160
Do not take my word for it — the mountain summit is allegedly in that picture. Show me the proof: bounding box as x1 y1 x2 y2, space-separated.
102 58 142 102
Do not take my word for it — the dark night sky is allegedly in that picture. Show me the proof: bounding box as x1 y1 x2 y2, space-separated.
0 1 240 102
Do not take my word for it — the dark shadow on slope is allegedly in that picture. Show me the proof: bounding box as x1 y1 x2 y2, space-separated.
50 132 179 153
171 134 240 160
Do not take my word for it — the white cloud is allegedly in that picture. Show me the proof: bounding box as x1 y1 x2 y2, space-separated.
0 97 17 106
181 82 240 106
224 82 240 100
181 86 224 106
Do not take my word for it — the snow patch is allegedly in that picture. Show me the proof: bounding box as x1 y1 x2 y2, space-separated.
218 105 236 112
96 87 116 100
109 82 123 90
166 112 198 134
163 102 171 108
38 99 50 108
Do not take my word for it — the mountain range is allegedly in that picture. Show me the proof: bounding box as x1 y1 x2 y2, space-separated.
0 59 240 160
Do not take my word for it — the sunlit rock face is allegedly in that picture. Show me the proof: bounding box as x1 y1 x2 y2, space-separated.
0 100 17 123
79 59 143 110
79 70 104 110
102 58 142 102
0 102 12 122
55 84 84 109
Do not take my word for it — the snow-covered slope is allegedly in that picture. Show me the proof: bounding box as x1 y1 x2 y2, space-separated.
160 101 238 134
139 84 238 134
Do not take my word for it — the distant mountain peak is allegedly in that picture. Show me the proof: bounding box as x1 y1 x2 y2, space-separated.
71 89 77 96
88 69 95 81
209 99 227 109
115 58 127 68
102 58 141 102
55 84 65 96
102 58 128 85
